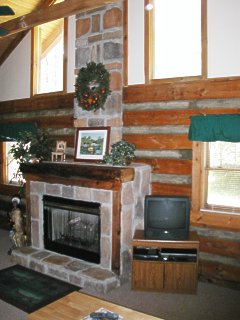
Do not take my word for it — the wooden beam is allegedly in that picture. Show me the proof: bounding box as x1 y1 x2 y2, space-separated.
0 93 74 114
123 78 240 102
20 162 135 184
0 31 29 65
0 0 57 66
123 133 192 150
0 0 119 39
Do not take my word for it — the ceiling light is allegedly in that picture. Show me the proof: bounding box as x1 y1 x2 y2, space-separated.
145 3 154 11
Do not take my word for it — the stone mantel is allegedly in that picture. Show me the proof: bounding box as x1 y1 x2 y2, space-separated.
20 161 150 277
20 161 135 191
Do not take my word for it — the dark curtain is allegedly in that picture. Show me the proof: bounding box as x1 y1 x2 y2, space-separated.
0 122 37 141
188 114 240 142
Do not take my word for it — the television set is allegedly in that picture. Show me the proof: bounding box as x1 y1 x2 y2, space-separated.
144 195 190 240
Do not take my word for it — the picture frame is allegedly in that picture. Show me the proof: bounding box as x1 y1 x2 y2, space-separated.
74 127 111 162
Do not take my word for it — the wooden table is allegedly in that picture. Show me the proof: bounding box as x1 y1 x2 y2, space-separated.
27 291 163 320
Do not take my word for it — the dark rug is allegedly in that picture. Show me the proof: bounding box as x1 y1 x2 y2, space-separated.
0 264 80 313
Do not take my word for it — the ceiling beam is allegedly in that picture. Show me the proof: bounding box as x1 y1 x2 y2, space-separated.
0 31 29 65
0 0 120 39
0 0 58 66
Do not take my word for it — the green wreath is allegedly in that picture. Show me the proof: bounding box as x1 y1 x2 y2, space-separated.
75 62 111 112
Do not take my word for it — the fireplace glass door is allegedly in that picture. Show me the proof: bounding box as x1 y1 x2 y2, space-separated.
43 195 100 263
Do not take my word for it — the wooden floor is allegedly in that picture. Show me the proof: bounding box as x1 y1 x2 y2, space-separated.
27 291 163 320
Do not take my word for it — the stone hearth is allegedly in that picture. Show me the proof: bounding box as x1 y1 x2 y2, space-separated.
11 161 151 292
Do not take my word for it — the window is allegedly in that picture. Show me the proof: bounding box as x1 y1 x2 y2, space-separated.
149 0 240 82
191 141 240 230
5 142 23 185
125 0 240 102
203 142 240 213
0 142 22 186
152 0 202 80
32 18 66 95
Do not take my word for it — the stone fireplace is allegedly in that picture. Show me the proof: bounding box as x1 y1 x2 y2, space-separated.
12 161 151 292
43 195 101 263
10 2 151 293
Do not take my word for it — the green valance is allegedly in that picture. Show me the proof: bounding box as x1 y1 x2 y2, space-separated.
188 114 240 142
0 122 37 141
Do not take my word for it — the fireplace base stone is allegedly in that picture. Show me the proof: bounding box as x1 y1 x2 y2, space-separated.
17 162 151 292
11 247 120 293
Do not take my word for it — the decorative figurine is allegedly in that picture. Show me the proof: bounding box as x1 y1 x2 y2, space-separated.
8 196 26 253
51 140 67 162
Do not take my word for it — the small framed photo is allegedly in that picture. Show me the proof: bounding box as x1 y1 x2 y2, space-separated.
74 127 111 162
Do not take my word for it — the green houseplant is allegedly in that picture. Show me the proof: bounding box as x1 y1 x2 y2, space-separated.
9 130 52 164
9 131 52 193
102 140 136 166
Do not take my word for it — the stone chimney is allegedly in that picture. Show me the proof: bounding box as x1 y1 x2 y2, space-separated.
74 3 123 145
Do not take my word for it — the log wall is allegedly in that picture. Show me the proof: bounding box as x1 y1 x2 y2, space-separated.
0 95 239 287
0 93 76 159
0 0 239 287
123 98 240 288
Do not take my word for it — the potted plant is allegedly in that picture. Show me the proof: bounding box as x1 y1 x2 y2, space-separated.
9 130 53 164
102 140 136 166
9 131 52 193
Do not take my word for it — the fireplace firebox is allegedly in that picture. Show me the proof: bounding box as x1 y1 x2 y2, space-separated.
43 195 101 263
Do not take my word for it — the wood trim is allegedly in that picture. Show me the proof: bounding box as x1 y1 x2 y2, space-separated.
0 142 5 184
30 27 36 97
191 141 240 231
0 1 56 67
125 0 240 103
0 142 23 197
144 0 151 84
0 92 74 114
191 142 202 214
123 0 128 86
201 0 207 79
123 108 240 126
20 162 135 185
31 18 66 96
0 115 74 129
1 143 7 184
25 180 31 245
22 172 122 191
0 0 120 39
123 133 192 150
111 191 121 273
191 210 240 232
63 17 68 94
123 77 240 103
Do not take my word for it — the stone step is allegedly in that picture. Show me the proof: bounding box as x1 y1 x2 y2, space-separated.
11 246 120 294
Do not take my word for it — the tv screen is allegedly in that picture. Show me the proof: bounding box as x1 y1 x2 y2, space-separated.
144 195 190 240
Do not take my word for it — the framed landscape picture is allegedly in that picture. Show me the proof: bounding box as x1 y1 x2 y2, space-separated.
74 127 111 162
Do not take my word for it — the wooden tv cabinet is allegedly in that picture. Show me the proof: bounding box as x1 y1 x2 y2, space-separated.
131 230 199 294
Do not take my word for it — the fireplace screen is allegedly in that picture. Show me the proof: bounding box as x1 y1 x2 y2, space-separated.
43 195 100 263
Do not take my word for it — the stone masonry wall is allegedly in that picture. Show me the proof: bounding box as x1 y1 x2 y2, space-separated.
28 164 151 280
74 3 124 146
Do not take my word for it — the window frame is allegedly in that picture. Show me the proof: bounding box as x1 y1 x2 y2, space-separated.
123 0 240 103
149 0 206 83
191 141 240 231
31 17 68 97
0 141 20 196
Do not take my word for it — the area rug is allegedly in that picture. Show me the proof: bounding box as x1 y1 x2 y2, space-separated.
0 264 80 313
